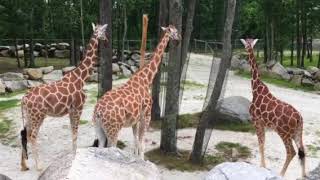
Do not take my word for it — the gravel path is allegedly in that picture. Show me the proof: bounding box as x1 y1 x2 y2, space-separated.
0 53 319 180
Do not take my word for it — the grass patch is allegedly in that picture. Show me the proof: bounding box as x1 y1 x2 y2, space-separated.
150 112 255 133
0 89 26 98
145 142 251 171
306 144 319 157
79 119 88 125
182 80 206 89
0 99 20 111
0 57 69 74
0 118 11 136
235 70 315 92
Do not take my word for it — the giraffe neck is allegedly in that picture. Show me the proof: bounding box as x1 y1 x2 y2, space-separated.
131 33 170 86
246 47 261 88
65 34 99 83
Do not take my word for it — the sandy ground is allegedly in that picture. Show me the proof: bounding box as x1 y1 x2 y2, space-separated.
0 53 319 180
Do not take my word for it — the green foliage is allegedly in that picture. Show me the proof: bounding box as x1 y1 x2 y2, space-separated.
0 99 20 111
215 141 251 160
79 119 88 125
0 118 11 135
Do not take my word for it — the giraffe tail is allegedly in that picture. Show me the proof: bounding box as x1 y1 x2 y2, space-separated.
20 97 28 159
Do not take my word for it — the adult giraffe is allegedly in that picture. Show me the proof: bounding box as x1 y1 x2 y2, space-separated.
20 23 108 171
92 25 181 159
240 39 306 177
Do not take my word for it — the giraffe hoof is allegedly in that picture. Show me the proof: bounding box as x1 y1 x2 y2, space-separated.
21 166 29 171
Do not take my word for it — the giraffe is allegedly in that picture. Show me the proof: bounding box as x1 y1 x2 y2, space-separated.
92 25 181 159
20 23 108 171
240 39 306 177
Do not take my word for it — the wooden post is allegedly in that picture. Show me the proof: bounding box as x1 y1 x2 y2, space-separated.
140 14 149 68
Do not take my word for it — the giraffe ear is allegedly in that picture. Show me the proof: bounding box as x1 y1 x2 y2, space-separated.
240 39 247 46
161 26 167 31
251 39 259 48
101 24 108 31
92 23 96 31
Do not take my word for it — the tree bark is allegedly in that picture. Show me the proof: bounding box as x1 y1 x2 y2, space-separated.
98 0 113 96
296 0 301 67
190 0 236 164
23 37 28 67
140 14 148 68
14 38 21 68
121 3 127 62
151 0 169 121
300 0 306 68
160 0 183 153
70 36 76 66
290 32 294 66
29 8 35 68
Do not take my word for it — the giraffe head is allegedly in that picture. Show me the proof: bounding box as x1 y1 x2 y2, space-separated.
161 25 181 41
240 39 258 49
92 23 108 41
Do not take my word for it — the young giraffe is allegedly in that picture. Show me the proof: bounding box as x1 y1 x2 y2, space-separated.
92 25 181 159
20 23 108 171
240 39 306 177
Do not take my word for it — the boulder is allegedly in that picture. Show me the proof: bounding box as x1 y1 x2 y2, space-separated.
290 75 303 86
26 68 43 80
112 74 119 80
215 96 251 123
39 148 160 180
48 47 56 57
131 66 139 72
204 162 283 180
15 50 24 58
88 73 98 82
270 62 290 80
34 43 43 51
258 64 269 75
0 72 24 81
266 60 277 68
314 82 320 91
307 66 319 75
56 42 70 50
55 50 70 58
62 66 76 74
131 53 141 62
314 71 320 81
303 70 312 78
40 66 54 74
301 78 314 87
33 51 40 57
42 70 63 84
0 79 5 94
112 63 121 73
40 49 48 57
27 80 43 88
286 67 304 75
230 55 241 70
120 65 132 77
128 59 136 66
3 80 28 92
0 46 10 51
0 49 10 57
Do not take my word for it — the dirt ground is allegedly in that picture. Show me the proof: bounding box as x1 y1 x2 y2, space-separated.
0 54 319 180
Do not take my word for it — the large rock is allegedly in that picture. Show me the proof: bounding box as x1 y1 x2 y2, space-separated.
39 148 160 180
42 70 63 84
40 66 54 74
56 42 70 50
314 71 320 81
286 67 304 75
120 65 132 77
26 68 43 80
205 162 283 180
3 80 28 92
62 66 76 74
0 49 10 57
307 66 319 75
15 50 24 57
215 96 251 123
314 82 320 91
290 75 303 86
54 50 70 58
88 73 98 82
270 62 290 80
0 79 5 94
112 63 121 73
301 78 314 87
27 80 43 88
0 72 24 81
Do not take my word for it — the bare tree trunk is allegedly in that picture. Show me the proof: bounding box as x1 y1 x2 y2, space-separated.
70 36 76 66
14 38 21 68
296 0 301 67
23 37 28 67
301 0 306 68
190 0 236 164
121 3 127 62
29 8 35 68
160 0 183 153
290 32 294 66
80 0 85 48
151 0 168 121
140 15 149 68
98 0 113 96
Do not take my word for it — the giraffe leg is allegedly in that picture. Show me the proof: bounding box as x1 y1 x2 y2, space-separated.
95 124 107 148
30 128 43 171
255 124 266 168
293 130 306 177
132 123 139 155
280 138 296 176
69 107 82 153
137 107 151 160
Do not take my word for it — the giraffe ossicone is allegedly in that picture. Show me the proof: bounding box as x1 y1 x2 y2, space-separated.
19 23 108 171
241 38 306 178
92 25 181 159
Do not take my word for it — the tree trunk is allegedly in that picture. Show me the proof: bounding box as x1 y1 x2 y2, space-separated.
23 37 28 67
190 0 236 164
70 36 76 66
310 36 313 62
121 4 127 62
98 0 113 96
29 38 35 68
74 39 80 65
151 0 168 121
280 47 284 65
160 0 183 153
179 0 197 78
14 38 21 68
140 14 148 68
296 0 301 67
290 32 294 66
300 0 306 68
